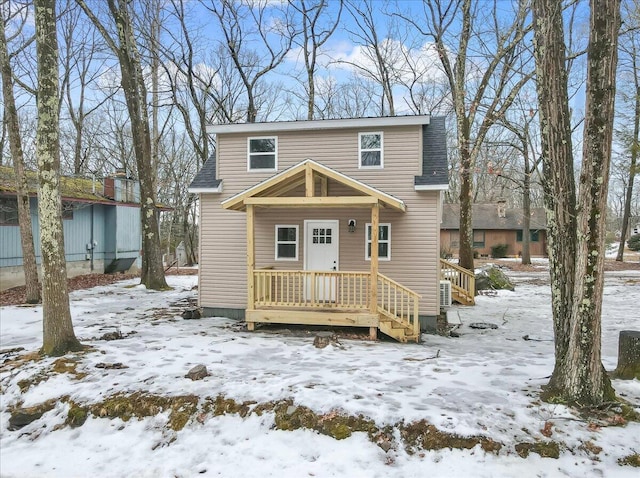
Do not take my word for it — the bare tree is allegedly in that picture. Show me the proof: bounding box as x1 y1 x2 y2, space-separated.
58 1 113 175
162 0 241 164
533 0 620 405
404 0 532 271
201 0 295 123
498 98 543 265
1 4 40 304
289 0 343 120
615 0 639 261
34 0 82 355
77 0 168 290
342 0 400 116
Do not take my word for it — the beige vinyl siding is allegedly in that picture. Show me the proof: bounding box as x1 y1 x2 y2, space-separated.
199 124 441 316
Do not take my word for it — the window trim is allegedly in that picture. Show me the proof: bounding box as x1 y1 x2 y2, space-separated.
0 196 19 225
358 131 384 169
450 230 460 248
472 230 485 248
247 136 278 172
516 230 540 242
365 223 391 261
275 224 299 261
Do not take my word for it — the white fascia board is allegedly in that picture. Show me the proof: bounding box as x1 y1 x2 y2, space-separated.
414 184 449 191
206 115 430 135
188 183 223 194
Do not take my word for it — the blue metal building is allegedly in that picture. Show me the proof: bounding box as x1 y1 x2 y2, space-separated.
0 168 142 290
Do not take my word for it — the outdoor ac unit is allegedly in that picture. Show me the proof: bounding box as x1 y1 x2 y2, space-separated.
440 280 452 308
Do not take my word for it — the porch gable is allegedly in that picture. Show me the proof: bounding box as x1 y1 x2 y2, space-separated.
221 159 406 212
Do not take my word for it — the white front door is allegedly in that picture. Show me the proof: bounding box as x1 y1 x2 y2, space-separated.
304 220 339 301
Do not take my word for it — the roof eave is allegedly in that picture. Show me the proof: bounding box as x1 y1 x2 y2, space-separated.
207 115 430 135
188 182 223 194
414 184 449 191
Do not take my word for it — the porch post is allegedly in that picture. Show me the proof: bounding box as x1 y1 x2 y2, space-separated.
370 202 379 340
246 204 255 331
305 163 314 197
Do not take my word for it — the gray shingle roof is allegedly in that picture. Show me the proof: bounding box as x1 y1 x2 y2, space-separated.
415 116 449 187
441 203 547 230
189 156 221 190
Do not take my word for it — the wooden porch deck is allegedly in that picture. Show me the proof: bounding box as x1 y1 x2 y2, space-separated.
246 270 421 343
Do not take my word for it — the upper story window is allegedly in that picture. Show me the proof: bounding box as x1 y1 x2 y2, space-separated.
248 137 277 171
359 132 383 168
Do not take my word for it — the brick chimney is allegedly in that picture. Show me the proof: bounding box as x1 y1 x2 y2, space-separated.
497 198 507 218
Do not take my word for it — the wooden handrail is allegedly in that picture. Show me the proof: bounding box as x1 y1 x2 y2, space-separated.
251 269 423 338
439 258 475 304
377 272 421 336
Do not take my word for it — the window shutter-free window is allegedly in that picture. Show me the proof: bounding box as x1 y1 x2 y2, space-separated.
517 230 540 242
472 230 485 248
275 225 298 260
366 223 390 260
248 137 277 171
359 132 383 168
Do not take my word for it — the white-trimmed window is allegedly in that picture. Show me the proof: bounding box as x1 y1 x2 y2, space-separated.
275 225 298 260
365 223 391 260
248 137 277 171
359 132 383 168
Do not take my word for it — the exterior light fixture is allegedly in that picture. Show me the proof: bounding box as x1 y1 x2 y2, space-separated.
348 219 356 233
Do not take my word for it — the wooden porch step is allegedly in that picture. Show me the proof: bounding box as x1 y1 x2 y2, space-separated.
452 290 475 305
378 320 419 343
377 308 419 343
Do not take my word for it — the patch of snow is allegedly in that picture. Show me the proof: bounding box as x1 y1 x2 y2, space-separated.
1 272 639 477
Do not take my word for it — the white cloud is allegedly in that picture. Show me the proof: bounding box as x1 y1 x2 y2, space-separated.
329 38 447 85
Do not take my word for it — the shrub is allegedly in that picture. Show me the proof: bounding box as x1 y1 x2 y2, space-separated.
491 244 509 258
440 247 453 259
628 234 640 252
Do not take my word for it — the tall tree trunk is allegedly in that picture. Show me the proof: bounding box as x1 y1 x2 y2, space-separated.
150 0 160 194
34 0 82 355
78 0 169 290
616 84 639 261
522 167 532 265
457 119 474 271
564 0 619 404
533 0 580 399
0 15 40 304
534 0 619 405
109 0 168 290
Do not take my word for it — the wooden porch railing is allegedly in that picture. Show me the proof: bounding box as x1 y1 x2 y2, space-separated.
252 269 422 342
439 259 475 305
253 269 371 309
376 273 421 337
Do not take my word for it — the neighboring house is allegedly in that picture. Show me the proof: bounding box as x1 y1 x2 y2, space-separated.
440 202 547 258
0 167 142 290
188 115 453 342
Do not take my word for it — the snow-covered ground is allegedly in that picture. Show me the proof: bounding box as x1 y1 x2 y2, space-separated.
0 269 639 478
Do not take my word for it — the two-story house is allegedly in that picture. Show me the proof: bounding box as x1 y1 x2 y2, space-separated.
188 115 456 342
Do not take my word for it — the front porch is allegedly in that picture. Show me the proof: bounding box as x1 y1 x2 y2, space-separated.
222 159 423 343
246 269 421 342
